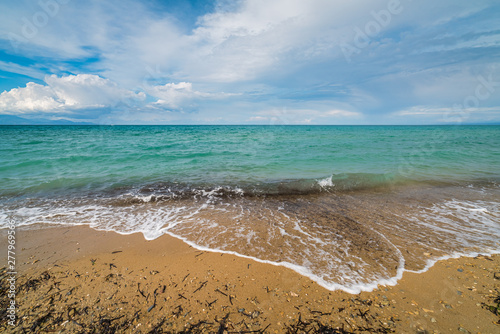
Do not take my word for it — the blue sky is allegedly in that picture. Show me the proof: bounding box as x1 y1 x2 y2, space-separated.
0 0 499 125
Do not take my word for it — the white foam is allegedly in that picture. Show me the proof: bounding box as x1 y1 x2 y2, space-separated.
469 208 487 212
1 195 499 294
135 194 154 203
318 176 333 188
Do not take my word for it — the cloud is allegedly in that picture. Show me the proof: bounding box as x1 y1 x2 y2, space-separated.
0 0 499 124
0 82 60 113
391 105 500 124
246 116 269 122
147 82 234 109
0 60 47 80
395 105 499 116
246 107 363 124
0 74 144 114
181 0 367 82
45 74 144 108
322 109 362 118
116 0 405 84
394 106 454 116
0 74 233 117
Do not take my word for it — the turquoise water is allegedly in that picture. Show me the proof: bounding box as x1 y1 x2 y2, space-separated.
1 125 500 292
1 125 499 196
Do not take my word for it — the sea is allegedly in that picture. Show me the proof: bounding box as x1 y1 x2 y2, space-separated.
1 125 499 293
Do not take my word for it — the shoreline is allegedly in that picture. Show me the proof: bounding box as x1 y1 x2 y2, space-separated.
1 225 499 333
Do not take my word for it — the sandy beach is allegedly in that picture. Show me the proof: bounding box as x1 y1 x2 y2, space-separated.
1 0 500 332
1 225 499 333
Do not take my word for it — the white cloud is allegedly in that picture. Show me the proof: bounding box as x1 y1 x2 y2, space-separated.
246 116 269 122
390 105 500 124
147 82 228 109
322 109 361 118
3 0 495 88
0 74 236 116
0 74 144 114
417 33 500 54
0 82 61 112
148 82 210 109
157 0 493 84
0 61 47 80
1 0 499 124
44 74 143 108
395 106 451 116
395 105 499 116
183 0 345 82
247 107 362 124
120 0 402 83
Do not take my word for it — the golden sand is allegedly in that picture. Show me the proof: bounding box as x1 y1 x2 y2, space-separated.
1 225 499 333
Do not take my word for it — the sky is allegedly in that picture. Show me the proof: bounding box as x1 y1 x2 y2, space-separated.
0 0 499 125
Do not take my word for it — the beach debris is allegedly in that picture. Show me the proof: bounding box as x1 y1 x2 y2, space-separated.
286 313 350 333
90 258 97 265
3 253 498 334
111 250 123 254
147 317 166 333
195 252 205 258
251 311 260 319
147 289 158 313
173 305 184 317
193 280 208 293
66 287 75 296
182 320 213 333
20 270 51 292
215 288 228 296
29 312 52 332
137 283 147 300
481 295 500 317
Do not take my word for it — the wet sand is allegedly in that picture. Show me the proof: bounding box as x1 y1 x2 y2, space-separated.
1 225 499 333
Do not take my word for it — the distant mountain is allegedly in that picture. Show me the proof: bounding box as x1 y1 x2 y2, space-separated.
0 115 95 125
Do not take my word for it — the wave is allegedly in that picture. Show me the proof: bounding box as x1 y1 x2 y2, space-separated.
77 172 402 206
2 193 499 294
1 177 500 294
108 173 500 206
3 168 499 200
